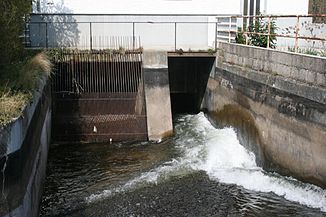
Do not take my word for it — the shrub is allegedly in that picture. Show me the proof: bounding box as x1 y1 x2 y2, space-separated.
235 28 246 45
236 17 277 48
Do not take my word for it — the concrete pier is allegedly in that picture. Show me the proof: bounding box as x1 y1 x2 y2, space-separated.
143 51 173 141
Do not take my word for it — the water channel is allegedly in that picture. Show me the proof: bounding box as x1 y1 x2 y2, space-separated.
40 113 326 216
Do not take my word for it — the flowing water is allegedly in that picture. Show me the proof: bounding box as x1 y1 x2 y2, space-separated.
40 113 326 216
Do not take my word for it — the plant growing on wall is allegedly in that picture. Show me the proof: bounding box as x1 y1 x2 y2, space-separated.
235 27 246 45
236 17 277 49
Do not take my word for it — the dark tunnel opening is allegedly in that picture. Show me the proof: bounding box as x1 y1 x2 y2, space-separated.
168 55 215 115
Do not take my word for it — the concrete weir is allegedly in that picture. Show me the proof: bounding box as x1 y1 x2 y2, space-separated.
0 76 51 217
143 51 173 141
202 42 326 188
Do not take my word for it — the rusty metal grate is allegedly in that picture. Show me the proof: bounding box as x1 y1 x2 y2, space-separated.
51 48 147 143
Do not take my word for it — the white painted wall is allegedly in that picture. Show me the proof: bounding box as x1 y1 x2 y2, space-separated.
34 0 242 15
263 0 309 15
31 0 324 50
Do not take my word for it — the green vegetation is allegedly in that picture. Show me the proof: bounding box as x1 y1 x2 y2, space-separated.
287 47 326 57
0 52 52 126
236 17 277 48
0 1 53 126
235 27 246 45
0 0 32 65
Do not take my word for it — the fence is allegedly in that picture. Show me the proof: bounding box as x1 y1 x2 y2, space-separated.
25 14 326 52
25 14 236 51
216 14 326 52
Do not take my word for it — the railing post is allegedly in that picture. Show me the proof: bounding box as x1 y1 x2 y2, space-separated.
45 22 48 49
267 16 271 49
215 22 218 50
228 17 232 43
132 22 135 49
294 15 300 53
90 22 92 50
174 22 177 51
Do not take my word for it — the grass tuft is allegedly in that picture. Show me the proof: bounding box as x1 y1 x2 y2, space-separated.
0 91 30 126
0 52 52 126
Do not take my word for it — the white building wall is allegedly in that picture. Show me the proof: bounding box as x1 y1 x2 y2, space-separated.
31 0 325 50
263 0 309 15
31 0 242 50
34 0 242 15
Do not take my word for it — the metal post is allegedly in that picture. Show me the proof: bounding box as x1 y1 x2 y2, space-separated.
174 22 177 51
215 22 218 50
228 17 232 43
45 22 48 48
90 22 92 50
267 16 271 48
294 16 300 53
132 22 135 49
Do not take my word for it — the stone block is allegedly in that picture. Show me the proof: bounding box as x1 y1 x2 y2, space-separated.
274 64 291 78
253 47 267 61
291 68 305 82
252 59 264 71
229 43 237 54
303 69 316 84
243 57 254 68
316 73 326 87
291 54 303 69
239 45 249 58
263 61 272 73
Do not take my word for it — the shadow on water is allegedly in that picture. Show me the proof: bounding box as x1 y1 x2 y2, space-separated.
40 140 176 216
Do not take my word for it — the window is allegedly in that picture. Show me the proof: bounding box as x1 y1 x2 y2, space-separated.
243 0 261 28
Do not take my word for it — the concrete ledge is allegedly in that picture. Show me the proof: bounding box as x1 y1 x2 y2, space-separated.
217 61 326 105
218 42 326 88
0 76 48 157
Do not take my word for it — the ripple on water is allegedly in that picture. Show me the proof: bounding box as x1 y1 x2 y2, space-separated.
41 113 326 216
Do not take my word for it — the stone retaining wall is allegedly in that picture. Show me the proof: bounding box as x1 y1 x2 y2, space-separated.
0 76 51 217
202 42 326 187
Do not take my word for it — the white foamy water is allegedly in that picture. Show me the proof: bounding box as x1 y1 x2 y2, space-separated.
86 113 326 212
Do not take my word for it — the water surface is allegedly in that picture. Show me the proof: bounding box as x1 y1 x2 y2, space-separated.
41 113 326 216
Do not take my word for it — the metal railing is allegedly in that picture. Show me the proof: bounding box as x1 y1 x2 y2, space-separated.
216 14 326 52
25 14 326 52
25 14 235 51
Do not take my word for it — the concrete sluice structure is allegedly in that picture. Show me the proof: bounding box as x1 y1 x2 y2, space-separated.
0 41 325 216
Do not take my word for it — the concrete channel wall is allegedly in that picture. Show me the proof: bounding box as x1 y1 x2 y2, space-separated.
202 42 326 187
143 51 173 141
0 76 51 217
